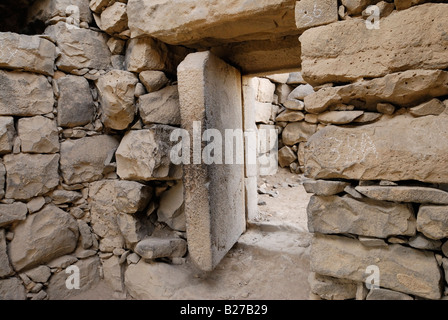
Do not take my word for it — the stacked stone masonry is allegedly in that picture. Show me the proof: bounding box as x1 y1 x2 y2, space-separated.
0 0 448 301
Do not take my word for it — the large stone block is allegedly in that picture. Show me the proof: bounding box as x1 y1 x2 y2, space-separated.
8 204 79 272
18 116 59 154
0 117 15 154
4 154 59 200
0 278 26 300
304 70 448 114
57 75 95 128
127 0 298 46
300 3 448 85
0 71 53 116
138 86 181 126
178 52 245 271
356 186 448 204
0 202 28 228
0 33 55 76
0 230 13 278
45 22 111 73
96 70 138 130
47 256 100 299
295 0 338 32
89 180 152 251
305 114 448 183
417 205 448 240
307 195 416 238
310 234 441 299
60 135 120 185
100 2 128 35
116 127 181 181
125 37 191 75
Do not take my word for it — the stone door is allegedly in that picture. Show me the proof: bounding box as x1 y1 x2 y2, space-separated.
178 51 246 272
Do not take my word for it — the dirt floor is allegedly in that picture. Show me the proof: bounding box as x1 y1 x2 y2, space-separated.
70 168 313 300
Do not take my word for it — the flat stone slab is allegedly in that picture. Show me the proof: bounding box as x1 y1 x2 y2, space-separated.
178 51 245 271
307 195 416 238
355 186 448 204
305 114 448 183
303 180 349 196
300 3 448 85
311 234 441 299
127 0 297 46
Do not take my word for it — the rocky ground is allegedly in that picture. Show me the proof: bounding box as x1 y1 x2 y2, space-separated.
70 168 313 300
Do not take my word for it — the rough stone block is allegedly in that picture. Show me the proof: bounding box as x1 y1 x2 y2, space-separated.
18 116 59 154
295 0 338 32
138 86 181 126
0 33 55 76
178 52 245 271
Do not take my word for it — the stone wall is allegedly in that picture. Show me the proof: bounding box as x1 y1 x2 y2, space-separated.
301 1 448 300
0 0 191 300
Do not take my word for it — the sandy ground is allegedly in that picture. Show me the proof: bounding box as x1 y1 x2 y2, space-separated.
69 168 313 300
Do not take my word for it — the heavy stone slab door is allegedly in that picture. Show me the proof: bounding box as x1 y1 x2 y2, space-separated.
178 51 246 272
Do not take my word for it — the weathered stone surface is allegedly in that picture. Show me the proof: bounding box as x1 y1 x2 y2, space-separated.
4 154 59 200
318 111 364 125
300 4 448 85
116 127 181 181
212 36 302 75
410 98 445 117
284 99 305 111
255 78 275 103
127 0 297 46
0 163 5 200
304 70 448 114
26 197 45 214
57 75 95 128
117 213 151 247
358 236 388 248
134 237 187 260
125 37 190 75
100 2 128 35
282 122 317 146
28 0 92 25
107 38 125 55
311 234 441 299
366 288 413 300
89 180 152 251
9 205 79 271
0 117 15 154
308 195 416 238
0 71 53 116
0 278 26 300
96 70 138 130
47 255 78 269
254 102 273 124
45 22 111 73
276 110 305 122
295 0 338 32
102 255 124 292
178 52 245 271
288 84 314 100
47 256 100 299
138 86 181 126
18 116 59 154
305 115 448 183
0 33 55 76
139 71 169 93
25 265 51 283
50 190 82 205
278 146 297 168
408 234 442 251
303 180 350 196
77 220 93 249
356 186 448 205
352 112 382 124
158 181 185 232
341 0 381 15
377 103 396 115
0 230 12 277
0 202 28 228
309 272 357 300
417 205 448 240
394 0 427 10
60 135 120 185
